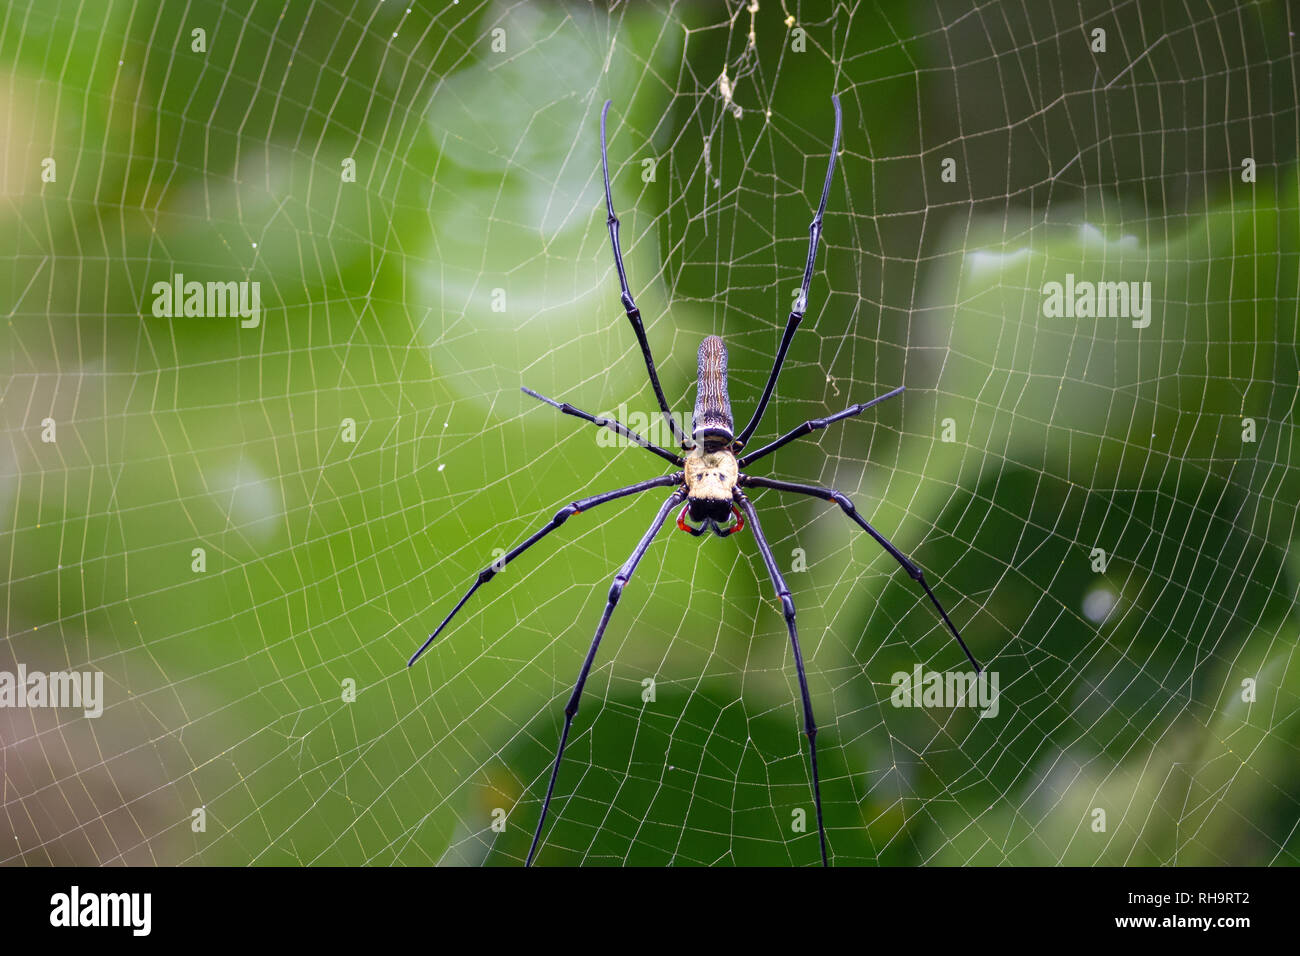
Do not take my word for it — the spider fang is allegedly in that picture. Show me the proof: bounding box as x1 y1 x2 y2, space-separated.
676 502 745 537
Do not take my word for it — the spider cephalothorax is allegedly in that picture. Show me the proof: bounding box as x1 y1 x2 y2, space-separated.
680 443 742 536
410 95 980 868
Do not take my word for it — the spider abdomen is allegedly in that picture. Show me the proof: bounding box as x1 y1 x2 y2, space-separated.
693 335 733 448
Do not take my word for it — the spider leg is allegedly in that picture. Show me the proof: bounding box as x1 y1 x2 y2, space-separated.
737 385 904 468
408 474 682 667
740 476 981 673
526 487 686 866
521 386 684 467
733 95 843 451
733 489 829 866
601 100 690 449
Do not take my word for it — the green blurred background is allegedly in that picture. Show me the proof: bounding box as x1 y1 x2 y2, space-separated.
1 0 1296 865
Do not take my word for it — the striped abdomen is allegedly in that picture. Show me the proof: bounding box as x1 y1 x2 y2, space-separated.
693 335 733 448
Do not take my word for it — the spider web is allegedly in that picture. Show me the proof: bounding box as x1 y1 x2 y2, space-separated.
2 0 1298 866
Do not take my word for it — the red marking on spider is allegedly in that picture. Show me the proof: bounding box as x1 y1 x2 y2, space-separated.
676 504 693 533
675 503 745 536
721 503 745 536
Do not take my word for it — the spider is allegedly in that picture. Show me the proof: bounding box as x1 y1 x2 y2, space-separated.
409 96 980 866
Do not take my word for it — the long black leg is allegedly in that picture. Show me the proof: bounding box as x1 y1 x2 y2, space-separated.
733 490 829 866
733 95 843 451
738 385 904 468
740 476 981 673
408 475 682 667
521 386 684 467
601 100 689 448
526 488 686 866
